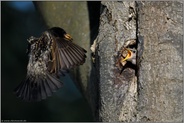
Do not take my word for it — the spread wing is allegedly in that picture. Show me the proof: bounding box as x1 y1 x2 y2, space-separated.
48 37 87 75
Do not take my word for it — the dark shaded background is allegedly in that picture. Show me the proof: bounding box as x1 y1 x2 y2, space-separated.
2 1 93 121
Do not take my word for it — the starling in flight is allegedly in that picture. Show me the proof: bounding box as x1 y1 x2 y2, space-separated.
14 27 87 102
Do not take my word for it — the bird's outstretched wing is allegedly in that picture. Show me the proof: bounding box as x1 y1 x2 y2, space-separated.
48 36 87 76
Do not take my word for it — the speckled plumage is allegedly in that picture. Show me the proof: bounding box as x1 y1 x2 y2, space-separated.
14 27 87 102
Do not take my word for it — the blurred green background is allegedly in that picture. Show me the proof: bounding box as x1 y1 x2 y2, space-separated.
1 1 94 121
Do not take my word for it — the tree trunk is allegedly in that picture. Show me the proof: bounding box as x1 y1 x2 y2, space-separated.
94 1 183 122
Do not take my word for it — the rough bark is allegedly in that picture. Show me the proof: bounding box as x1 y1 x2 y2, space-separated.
136 1 183 122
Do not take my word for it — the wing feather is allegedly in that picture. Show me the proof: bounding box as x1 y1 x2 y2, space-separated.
63 47 78 67
63 47 81 65
62 49 74 67
50 37 86 74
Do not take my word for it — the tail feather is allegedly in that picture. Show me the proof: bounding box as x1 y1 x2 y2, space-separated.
40 80 47 100
22 81 30 101
15 79 27 98
43 79 53 97
47 73 62 89
14 73 63 102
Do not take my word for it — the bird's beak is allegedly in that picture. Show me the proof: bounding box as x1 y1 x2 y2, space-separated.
64 33 73 41
122 48 132 62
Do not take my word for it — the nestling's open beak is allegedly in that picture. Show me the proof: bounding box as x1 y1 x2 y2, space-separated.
64 33 73 41
122 48 133 62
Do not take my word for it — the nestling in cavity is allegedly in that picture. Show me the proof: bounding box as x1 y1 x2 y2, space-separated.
116 40 136 71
